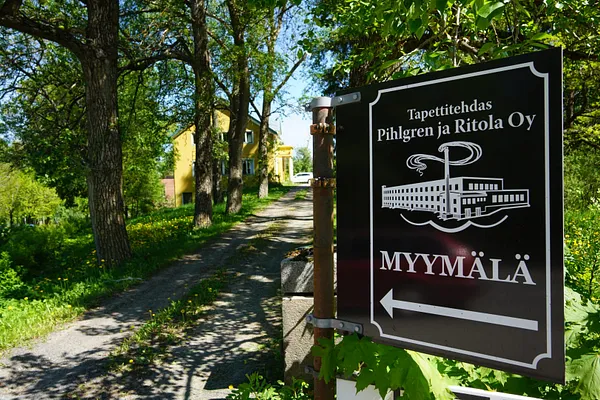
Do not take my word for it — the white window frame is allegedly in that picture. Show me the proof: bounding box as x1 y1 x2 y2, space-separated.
244 130 254 144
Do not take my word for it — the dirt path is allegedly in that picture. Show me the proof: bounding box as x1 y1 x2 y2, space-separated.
0 187 313 399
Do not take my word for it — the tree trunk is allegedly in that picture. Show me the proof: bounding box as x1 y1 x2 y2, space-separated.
257 99 271 199
227 102 246 214
226 4 250 215
82 0 131 266
191 0 214 228
212 157 223 204
212 110 224 204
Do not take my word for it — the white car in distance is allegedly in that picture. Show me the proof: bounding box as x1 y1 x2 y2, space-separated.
291 172 313 184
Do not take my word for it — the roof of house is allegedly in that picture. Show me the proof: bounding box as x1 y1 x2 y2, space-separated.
171 112 279 140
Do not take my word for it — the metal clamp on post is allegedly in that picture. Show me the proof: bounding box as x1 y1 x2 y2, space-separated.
306 314 363 334
310 177 336 188
310 123 336 135
333 92 361 107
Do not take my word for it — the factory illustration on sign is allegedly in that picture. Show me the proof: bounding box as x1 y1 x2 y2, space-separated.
381 141 530 232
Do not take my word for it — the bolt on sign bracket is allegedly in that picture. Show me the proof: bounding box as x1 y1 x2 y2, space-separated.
333 92 361 107
306 314 363 334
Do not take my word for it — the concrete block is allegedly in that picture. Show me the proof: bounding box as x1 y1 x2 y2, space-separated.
281 253 337 294
282 296 314 383
337 379 393 400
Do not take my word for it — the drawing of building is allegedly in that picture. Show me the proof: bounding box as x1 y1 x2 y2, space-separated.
382 176 529 220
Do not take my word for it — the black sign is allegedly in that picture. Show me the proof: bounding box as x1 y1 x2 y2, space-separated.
336 49 564 382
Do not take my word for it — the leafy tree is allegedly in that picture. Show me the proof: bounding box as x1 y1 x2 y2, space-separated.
119 0 219 228
0 163 61 225
305 0 599 91
0 42 88 204
222 0 254 215
250 0 305 199
0 42 172 218
293 146 312 174
119 70 172 217
0 0 131 265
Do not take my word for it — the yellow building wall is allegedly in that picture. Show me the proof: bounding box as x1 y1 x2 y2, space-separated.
173 110 293 206
173 128 196 207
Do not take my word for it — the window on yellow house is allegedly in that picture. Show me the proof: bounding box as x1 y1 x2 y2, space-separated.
244 130 254 144
242 159 255 175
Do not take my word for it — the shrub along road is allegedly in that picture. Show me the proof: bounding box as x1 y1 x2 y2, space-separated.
0 187 313 399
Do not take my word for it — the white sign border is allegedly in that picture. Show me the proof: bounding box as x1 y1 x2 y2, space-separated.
368 62 551 370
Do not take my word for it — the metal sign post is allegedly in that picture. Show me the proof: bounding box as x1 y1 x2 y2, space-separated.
309 97 335 400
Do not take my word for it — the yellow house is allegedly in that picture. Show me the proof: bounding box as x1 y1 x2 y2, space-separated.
172 110 294 206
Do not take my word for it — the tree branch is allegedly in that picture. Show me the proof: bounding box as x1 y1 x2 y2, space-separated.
0 2 85 59
207 29 227 49
213 73 232 101
206 12 229 27
272 53 306 99
250 98 261 119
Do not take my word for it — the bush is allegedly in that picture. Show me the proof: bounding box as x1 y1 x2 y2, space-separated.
1 225 67 275
0 252 27 300
227 373 311 400
53 197 91 235
565 207 600 300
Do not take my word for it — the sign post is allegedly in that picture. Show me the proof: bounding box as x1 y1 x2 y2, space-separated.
336 49 564 382
310 97 335 400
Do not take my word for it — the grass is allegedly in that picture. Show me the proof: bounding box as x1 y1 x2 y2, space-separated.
294 189 308 200
0 186 291 353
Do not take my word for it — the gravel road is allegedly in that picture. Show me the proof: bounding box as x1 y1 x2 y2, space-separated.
0 187 313 399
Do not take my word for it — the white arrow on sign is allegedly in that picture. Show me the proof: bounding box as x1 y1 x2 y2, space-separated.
380 289 538 331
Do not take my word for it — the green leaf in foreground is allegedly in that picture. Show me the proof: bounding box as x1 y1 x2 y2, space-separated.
315 334 455 399
476 1 505 18
567 353 600 400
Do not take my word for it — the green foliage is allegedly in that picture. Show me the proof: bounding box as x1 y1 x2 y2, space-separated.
567 353 600 400
564 149 600 211
0 43 88 203
0 164 62 225
1 224 69 276
227 373 311 400
564 289 600 400
312 334 455 399
292 147 312 174
0 252 26 300
119 70 172 217
52 197 90 235
306 0 599 94
565 208 600 299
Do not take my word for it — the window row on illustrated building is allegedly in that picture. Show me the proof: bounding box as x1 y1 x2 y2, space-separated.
381 176 530 220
